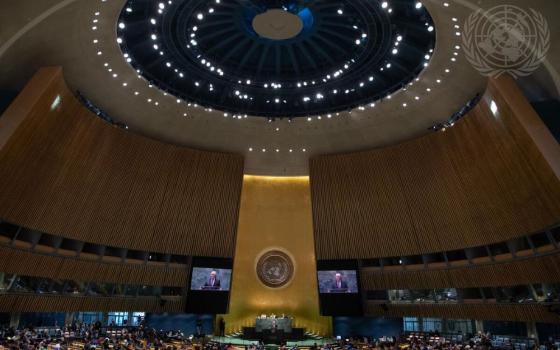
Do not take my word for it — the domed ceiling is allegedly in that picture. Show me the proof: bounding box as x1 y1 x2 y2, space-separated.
117 0 436 118
7 0 556 175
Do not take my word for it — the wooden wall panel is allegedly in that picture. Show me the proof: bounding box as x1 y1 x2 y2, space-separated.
365 302 560 324
0 67 244 257
0 295 184 313
0 246 189 287
310 76 560 259
361 253 560 290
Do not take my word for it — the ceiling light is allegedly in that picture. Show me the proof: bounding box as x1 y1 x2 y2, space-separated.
490 100 498 115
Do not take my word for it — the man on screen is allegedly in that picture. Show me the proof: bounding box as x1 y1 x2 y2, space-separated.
330 273 349 293
203 270 221 290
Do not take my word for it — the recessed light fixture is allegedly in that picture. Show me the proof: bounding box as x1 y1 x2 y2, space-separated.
490 100 498 115
109 0 436 121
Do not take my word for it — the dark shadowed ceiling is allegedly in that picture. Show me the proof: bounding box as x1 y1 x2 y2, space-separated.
117 0 435 118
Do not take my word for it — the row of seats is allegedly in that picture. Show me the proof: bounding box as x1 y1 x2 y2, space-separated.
362 229 559 272
0 226 188 269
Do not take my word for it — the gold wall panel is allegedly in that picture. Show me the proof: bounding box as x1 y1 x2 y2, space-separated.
222 176 331 336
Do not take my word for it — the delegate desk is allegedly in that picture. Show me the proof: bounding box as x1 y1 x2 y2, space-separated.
255 317 293 333
243 316 304 343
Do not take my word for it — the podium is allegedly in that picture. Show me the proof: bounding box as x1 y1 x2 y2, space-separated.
200 286 221 290
242 316 305 343
255 317 292 332
328 288 349 293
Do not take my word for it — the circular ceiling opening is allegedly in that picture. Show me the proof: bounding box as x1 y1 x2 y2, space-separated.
117 0 436 119
253 9 304 40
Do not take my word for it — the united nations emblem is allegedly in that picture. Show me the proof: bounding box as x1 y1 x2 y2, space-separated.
462 5 550 78
256 250 294 288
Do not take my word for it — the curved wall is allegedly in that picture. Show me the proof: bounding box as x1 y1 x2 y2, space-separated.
365 303 560 324
361 252 560 290
0 67 244 257
310 76 560 259
0 294 184 313
0 245 188 287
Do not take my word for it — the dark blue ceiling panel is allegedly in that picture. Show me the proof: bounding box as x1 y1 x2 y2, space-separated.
117 0 436 118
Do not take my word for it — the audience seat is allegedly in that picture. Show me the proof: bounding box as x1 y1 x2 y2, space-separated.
448 259 470 267
126 258 145 265
535 244 556 254
101 255 122 263
427 261 447 269
79 252 101 261
471 256 492 264
12 239 33 249
57 248 78 257
493 253 514 262
463 298 482 304
404 263 424 271
33 244 57 254
514 249 535 257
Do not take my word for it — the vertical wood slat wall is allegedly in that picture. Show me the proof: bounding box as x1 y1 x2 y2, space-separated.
0 295 185 313
0 246 189 287
0 67 244 258
310 77 560 260
360 252 560 290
